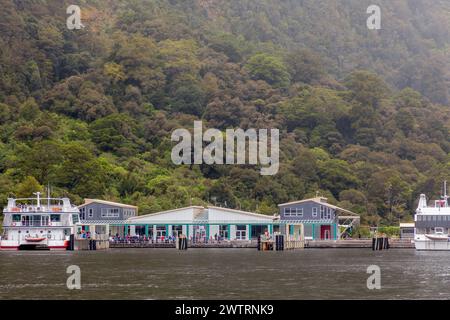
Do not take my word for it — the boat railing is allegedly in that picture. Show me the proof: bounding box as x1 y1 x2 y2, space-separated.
4 217 72 227
4 205 71 213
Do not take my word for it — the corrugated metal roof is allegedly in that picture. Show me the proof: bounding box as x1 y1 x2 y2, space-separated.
79 199 138 209
277 197 358 216
79 220 128 225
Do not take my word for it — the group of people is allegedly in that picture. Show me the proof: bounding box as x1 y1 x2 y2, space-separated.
77 230 91 239
108 233 231 243
109 234 177 243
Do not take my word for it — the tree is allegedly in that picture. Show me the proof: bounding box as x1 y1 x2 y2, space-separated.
15 176 43 197
285 49 324 84
52 143 109 198
245 53 290 88
345 71 390 108
19 140 62 184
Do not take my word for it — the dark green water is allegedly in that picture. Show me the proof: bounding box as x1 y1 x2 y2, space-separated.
1 248 449 299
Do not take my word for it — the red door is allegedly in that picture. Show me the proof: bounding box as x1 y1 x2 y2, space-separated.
320 225 331 240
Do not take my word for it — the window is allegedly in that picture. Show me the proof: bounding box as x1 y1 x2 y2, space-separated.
284 207 303 217
12 214 21 222
88 208 94 218
124 209 136 217
101 208 120 218
320 206 332 219
236 225 246 240
72 214 79 224
32 215 41 226
219 225 228 239
50 214 61 222
156 226 166 238
41 215 50 226
312 207 318 218
284 207 291 216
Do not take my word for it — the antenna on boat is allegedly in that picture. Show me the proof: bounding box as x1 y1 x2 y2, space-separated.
33 191 41 207
47 183 51 208
444 181 448 207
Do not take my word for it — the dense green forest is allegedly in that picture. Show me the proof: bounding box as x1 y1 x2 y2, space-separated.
0 0 449 226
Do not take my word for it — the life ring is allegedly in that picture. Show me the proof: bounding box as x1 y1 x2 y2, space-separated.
12 222 16 226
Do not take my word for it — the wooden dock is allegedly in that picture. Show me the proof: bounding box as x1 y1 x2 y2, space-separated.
305 239 414 249
74 239 109 250
109 239 415 249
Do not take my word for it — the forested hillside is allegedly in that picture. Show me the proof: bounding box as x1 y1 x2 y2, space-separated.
0 0 449 225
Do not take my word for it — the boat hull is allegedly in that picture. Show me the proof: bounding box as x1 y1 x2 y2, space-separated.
0 239 69 251
415 238 450 250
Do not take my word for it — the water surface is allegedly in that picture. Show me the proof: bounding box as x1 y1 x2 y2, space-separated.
0 248 449 299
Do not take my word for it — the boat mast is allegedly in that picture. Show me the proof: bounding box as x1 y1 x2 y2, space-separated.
34 191 41 208
444 181 448 208
47 184 50 208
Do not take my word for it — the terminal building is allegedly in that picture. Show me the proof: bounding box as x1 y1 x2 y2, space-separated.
78 197 359 241
111 206 276 241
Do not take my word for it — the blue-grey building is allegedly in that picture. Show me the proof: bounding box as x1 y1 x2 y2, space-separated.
78 199 138 222
78 199 138 236
278 197 358 240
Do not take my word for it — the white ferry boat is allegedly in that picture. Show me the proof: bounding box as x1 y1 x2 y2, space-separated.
0 192 80 250
414 183 450 251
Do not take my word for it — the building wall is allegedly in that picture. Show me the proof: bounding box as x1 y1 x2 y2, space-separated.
287 222 337 240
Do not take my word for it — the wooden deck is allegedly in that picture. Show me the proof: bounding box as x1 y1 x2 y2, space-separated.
305 239 414 249
109 239 415 249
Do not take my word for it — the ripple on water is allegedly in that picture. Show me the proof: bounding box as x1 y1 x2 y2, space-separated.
1 248 450 299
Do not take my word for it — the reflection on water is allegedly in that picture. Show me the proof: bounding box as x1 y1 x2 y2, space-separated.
1 248 449 299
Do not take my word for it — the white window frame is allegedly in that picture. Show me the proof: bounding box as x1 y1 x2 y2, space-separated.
88 208 94 218
312 207 318 217
284 207 291 217
101 208 120 218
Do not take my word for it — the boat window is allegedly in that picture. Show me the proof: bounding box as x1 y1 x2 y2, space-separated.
12 214 21 222
41 215 50 226
50 214 61 222
72 214 79 224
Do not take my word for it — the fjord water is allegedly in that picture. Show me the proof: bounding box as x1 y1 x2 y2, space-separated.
1 248 449 299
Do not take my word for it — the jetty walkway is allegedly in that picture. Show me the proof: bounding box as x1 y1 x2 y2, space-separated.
109 239 415 249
